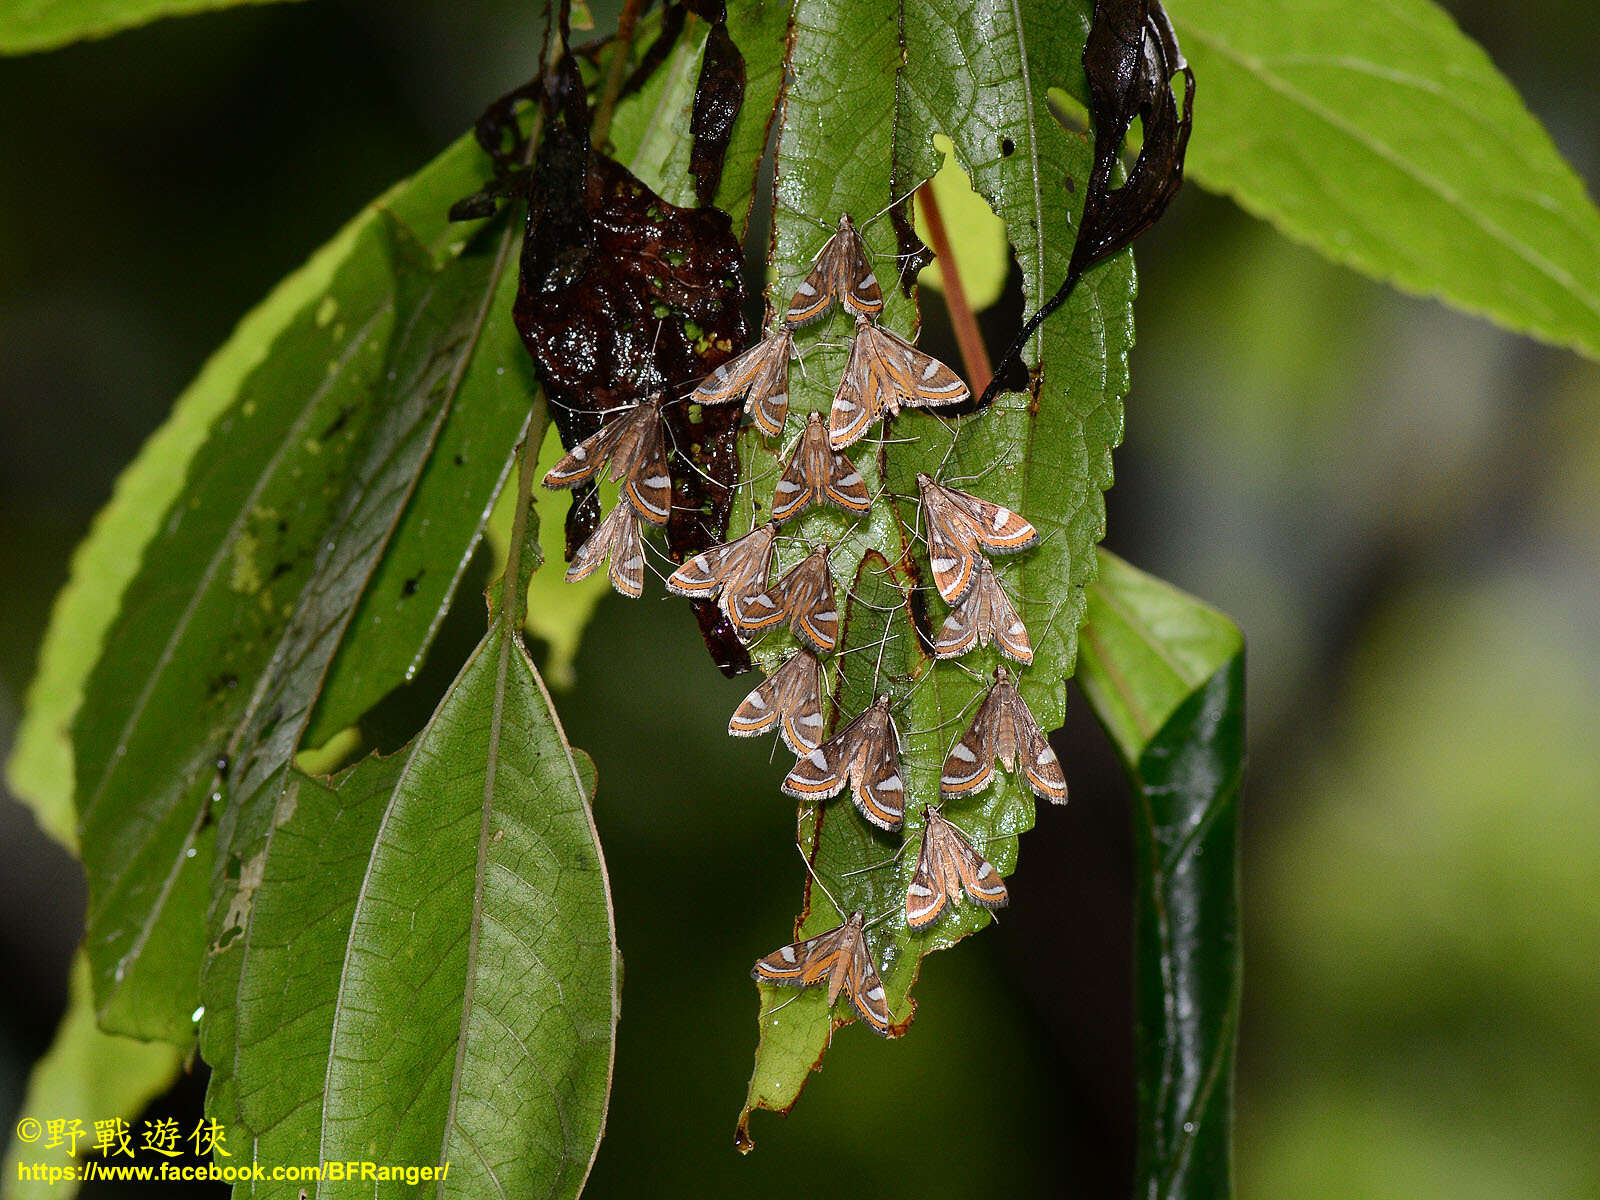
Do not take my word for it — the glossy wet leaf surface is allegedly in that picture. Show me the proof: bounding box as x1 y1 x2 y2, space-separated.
1079 551 1244 1200
733 0 1135 1142
217 615 615 1200
71 134 528 1043
0 0 301 55
1165 0 1600 362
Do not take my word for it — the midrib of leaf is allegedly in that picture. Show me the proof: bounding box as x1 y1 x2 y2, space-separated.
79 301 389 826
1006 0 1046 323
1177 20 1600 321
434 424 586 1190
739 0 1134 1136
214 212 531 1120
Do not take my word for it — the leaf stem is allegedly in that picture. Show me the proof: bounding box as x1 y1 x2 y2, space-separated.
500 409 544 632
917 182 993 394
590 0 648 151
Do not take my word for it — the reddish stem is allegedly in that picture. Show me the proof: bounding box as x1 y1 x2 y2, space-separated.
917 182 993 395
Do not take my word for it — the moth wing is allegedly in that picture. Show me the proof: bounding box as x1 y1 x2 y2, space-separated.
728 669 783 739
828 336 885 451
542 419 626 490
621 417 672 527
940 687 999 800
691 334 777 405
835 222 884 321
988 575 1035 665
752 923 845 986
606 505 644 598
565 504 642 598
789 559 839 655
904 832 952 931
771 426 822 523
951 828 1009 910
933 588 981 660
781 742 847 801
994 680 1066 803
949 486 1040 554
564 511 614 585
729 584 788 634
844 931 893 1036
904 350 969 407
872 325 967 407
776 650 826 755
667 524 775 604
1021 722 1068 804
821 447 871 513
923 497 980 604
785 233 845 327
664 547 722 597
744 339 792 437
850 709 905 831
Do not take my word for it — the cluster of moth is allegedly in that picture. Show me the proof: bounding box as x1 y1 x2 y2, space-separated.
543 213 1066 1037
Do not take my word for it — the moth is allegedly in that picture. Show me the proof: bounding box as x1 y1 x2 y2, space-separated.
829 317 970 450
782 694 905 831
565 501 645 598
934 558 1034 665
664 521 778 622
917 472 1040 604
772 412 872 523
731 544 838 653
905 804 1009 930
751 909 892 1036
542 393 672 526
784 213 884 328
940 665 1067 804
728 648 826 754
688 327 793 438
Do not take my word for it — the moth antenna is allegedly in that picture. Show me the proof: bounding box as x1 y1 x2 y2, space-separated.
861 182 922 233
839 838 912 877
794 842 849 923
861 904 902 932
946 657 989 686
852 431 920 448
833 630 901 660
909 683 989 738
782 204 840 237
766 991 806 1018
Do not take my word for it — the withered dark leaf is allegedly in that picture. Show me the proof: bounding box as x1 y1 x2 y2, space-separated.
975 0 1192 409
690 19 747 208
515 134 752 672
622 3 687 99
888 197 933 299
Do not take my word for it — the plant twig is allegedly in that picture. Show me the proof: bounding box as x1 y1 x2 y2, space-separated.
917 182 993 395
590 0 648 150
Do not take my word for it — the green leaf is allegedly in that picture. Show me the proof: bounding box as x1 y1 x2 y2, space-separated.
1163 0 1600 362
1078 551 1244 1200
915 134 1011 312
0 954 183 1200
609 0 792 229
302 245 535 746
71 135 516 1043
2 136 484 852
737 0 1135 1139
195 232 535 1156
0 0 302 56
210 614 615 1200
1076 549 1242 765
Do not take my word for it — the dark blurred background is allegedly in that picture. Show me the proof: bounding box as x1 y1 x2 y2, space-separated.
3 2 1597 1196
